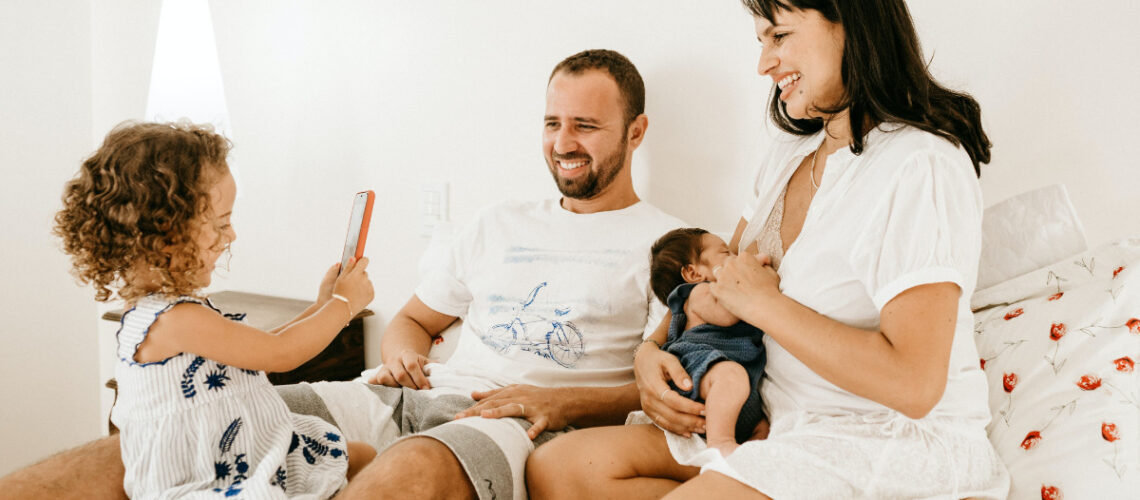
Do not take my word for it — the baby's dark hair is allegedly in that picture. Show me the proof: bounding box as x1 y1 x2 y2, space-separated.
649 228 709 304
54 121 231 302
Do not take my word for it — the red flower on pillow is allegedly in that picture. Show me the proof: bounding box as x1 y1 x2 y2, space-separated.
1076 374 1102 391
433 336 444 345
1114 356 1135 372
1127 318 1140 334
1049 323 1067 341
1004 308 1024 320
1041 485 1063 500
1113 266 1125 278
1047 292 1064 301
1021 430 1042 450
979 358 986 370
1002 373 1018 393
1102 422 1119 442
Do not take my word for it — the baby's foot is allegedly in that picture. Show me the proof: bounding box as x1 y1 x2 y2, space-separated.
706 437 739 457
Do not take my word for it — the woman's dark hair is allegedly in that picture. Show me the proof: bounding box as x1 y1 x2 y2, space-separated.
742 0 990 176
649 228 709 304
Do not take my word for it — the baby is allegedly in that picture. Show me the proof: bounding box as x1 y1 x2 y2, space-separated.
649 228 766 455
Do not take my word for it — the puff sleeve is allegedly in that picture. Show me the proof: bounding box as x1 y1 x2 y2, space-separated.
849 148 983 311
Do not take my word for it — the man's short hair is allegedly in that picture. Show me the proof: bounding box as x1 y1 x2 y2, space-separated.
550 49 645 128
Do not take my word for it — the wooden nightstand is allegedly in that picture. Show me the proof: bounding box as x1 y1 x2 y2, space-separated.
101 290 370 385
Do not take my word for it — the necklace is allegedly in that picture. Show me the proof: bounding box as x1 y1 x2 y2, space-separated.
809 144 822 196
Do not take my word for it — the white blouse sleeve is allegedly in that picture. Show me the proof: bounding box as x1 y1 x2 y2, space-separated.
849 149 983 311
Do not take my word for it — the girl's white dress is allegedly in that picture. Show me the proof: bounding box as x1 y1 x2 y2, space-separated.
111 295 348 499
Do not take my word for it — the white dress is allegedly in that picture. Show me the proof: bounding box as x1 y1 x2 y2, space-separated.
111 295 348 499
655 125 1011 499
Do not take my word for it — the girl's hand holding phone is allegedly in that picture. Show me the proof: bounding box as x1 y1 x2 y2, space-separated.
333 257 374 317
317 262 341 304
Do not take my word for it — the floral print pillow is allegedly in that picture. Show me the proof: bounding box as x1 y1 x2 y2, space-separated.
974 240 1140 499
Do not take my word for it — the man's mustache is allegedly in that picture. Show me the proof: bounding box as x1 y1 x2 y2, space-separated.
552 153 591 162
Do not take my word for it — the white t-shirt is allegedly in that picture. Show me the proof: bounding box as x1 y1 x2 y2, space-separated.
740 124 991 424
416 199 685 392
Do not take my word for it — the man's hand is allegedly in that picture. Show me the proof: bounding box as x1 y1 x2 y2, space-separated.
453 385 568 440
635 344 706 437
368 349 433 390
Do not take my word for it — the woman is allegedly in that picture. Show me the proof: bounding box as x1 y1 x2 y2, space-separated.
526 0 1010 498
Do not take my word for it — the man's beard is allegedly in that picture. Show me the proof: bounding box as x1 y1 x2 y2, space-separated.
547 138 627 200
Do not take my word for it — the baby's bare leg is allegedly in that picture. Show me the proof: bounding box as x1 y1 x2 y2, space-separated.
699 361 751 456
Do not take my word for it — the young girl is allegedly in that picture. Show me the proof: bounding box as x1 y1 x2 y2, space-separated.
54 121 377 499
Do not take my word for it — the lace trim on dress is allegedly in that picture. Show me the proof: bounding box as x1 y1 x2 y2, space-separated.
750 186 787 270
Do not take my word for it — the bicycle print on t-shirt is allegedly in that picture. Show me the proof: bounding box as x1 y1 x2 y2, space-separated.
481 282 585 368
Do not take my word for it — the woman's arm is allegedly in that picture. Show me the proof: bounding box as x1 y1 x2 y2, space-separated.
712 253 957 419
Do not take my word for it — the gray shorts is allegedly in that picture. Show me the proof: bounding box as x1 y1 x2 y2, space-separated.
277 381 562 500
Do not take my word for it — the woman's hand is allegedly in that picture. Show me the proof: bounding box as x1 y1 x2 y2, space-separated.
635 343 705 437
710 253 781 327
369 348 433 390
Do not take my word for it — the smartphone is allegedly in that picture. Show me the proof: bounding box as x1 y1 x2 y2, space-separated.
340 190 375 273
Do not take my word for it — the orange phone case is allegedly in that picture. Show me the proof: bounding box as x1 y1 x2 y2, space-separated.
352 190 375 263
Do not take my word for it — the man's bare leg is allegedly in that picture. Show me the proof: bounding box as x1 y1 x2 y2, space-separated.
334 436 476 500
0 435 126 500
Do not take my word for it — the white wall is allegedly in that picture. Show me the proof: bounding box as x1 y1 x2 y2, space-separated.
2 0 1137 476
0 0 100 475
909 2 1140 246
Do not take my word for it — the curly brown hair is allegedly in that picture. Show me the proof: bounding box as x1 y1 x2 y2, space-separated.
54 121 232 302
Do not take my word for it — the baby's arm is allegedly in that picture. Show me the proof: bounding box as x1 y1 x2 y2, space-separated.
685 283 740 328
136 259 374 372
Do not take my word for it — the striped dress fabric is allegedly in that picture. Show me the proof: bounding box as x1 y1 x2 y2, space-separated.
111 295 348 499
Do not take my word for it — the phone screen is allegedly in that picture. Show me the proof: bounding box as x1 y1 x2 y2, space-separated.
340 192 373 271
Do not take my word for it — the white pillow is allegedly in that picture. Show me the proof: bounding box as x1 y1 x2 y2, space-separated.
973 239 1140 499
978 184 1087 290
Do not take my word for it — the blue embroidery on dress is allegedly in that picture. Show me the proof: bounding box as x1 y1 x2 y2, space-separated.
270 466 288 492
214 461 232 481
290 431 346 467
302 434 329 456
213 419 249 496
205 369 231 390
181 356 207 398
289 432 300 453
219 418 242 453
223 312 247 321
484 282 585 368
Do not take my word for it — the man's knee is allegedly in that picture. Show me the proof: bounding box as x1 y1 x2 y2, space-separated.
0 434 126 500
370 437 475 498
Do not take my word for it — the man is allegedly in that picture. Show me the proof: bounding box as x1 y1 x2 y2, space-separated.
0 49 684 500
